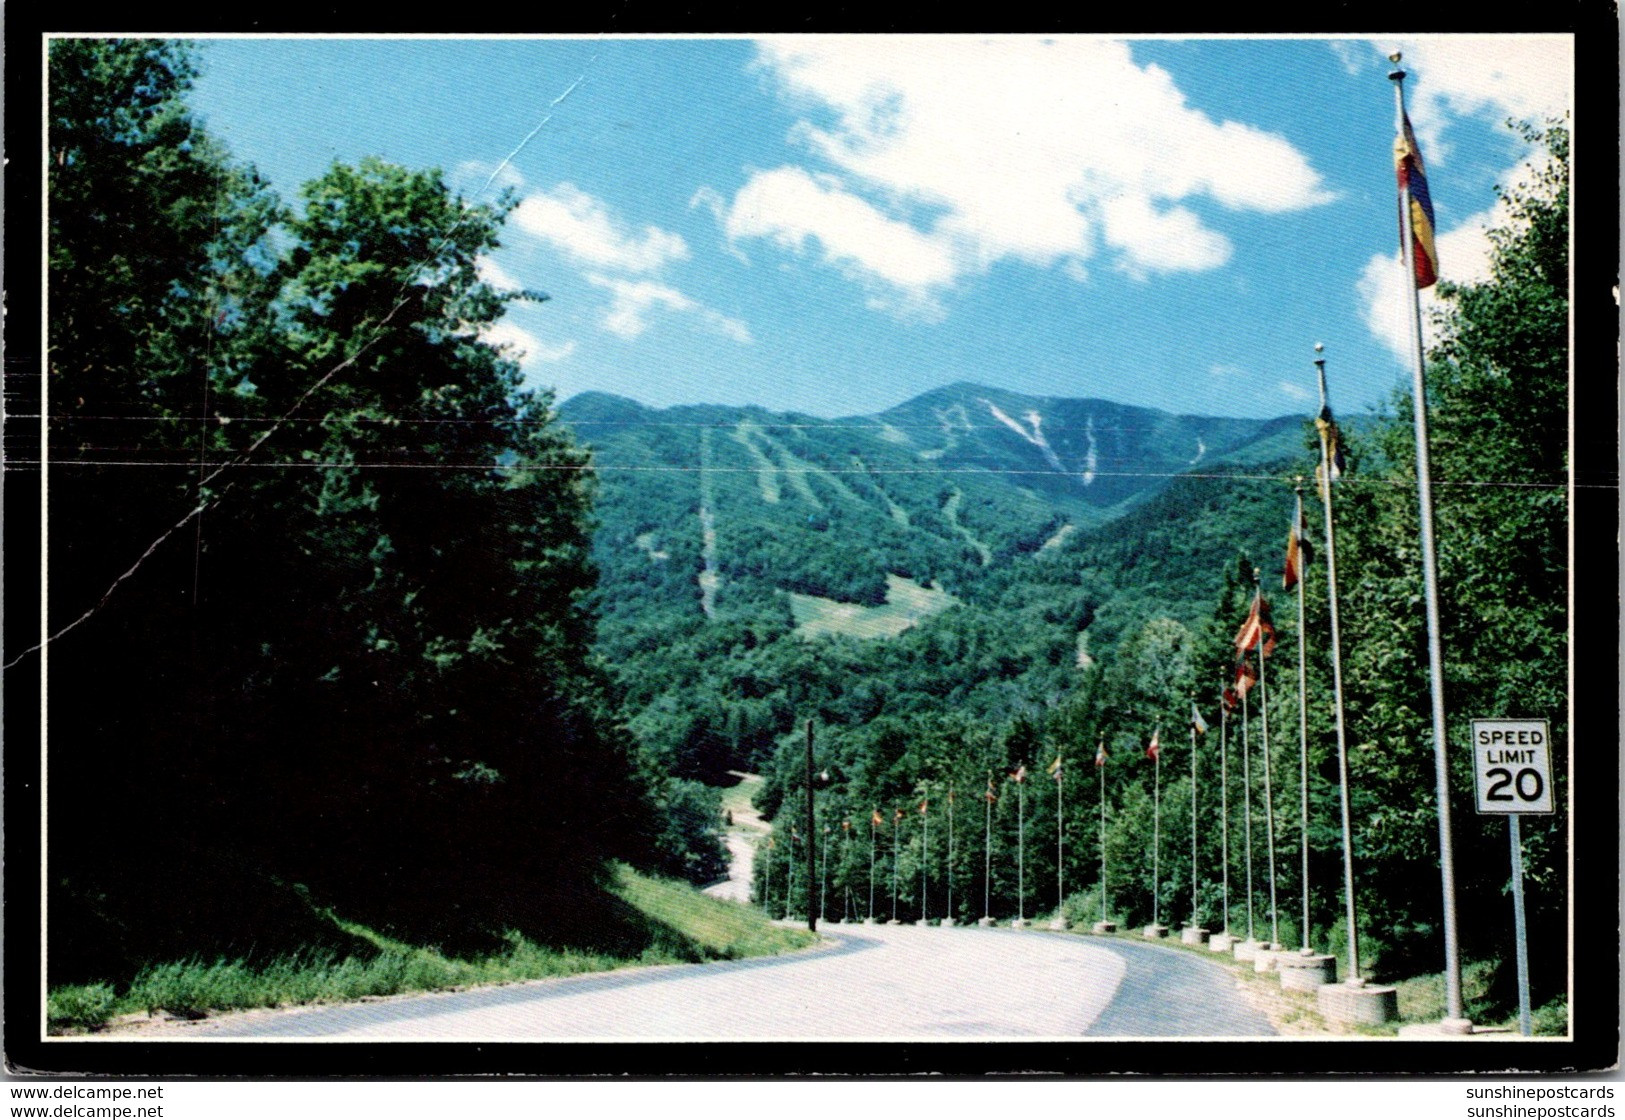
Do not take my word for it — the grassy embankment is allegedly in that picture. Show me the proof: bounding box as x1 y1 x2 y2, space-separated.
48 864 815 1034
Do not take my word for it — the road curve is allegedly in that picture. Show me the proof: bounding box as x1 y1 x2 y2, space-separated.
167 923 1273 1041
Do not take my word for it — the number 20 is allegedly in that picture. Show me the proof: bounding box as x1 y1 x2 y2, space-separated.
1485 766 1544 802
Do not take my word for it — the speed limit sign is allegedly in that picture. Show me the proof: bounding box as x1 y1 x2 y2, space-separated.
1471 720 1555 815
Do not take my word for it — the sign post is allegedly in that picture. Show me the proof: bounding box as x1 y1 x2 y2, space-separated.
1471 719 1554 1037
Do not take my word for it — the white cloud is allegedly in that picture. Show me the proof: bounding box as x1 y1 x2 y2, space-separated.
1357 200 1503 360
705 36 1334 310
1277 380 1314 402
513 183 690 274
587 274 753 344
481 319 576 364
724 166 957 315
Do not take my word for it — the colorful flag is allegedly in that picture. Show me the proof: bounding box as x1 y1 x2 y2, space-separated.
842 819 851 832
1191 703 1208 735
1234 589 1277 658
1010 764 1028 783
1395 110 1439 289
1284 506 1314 591
1232 652 1260 700
918 798 929 815
1315 405 1347 499
1047 755 1064 778
947 787 955 804
1146 729 1161 762
984 777 998 803
894 806 906 822
1094 742 1108 768
871 809 884 828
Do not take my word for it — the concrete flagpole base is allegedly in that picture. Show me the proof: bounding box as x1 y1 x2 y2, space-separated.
1010 918 1031 929
1253 942 1286 973
977 916 997 927
1208 931 1236 952
1180 926 1210 946
1047 917 1068 931
1141 923 1169 939
886 919 902 926
1396 1018 1478 1037
862 917 877 925
1276 950 1337 991
1316 977 1400 1026
1232 939 1263 962
940 917 956 927
1091 920 1117 934
914 918 933 926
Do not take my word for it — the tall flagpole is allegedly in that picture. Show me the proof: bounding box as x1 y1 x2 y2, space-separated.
1294 484 1314 952
946 787 955 925
1189 700 1200 927
1255 570 1282 949
820 824 830 923
983 774 994 923
1053 757 1065 919
1151 729 1162 927
1017 767 1027 924
1097 738 1109 924
892 809 901 922
1390 53 1467 1031
1242 682 1256 943
868 811 877 921
1316 345 1363 982
920 794 929 923
1220 685 1232 938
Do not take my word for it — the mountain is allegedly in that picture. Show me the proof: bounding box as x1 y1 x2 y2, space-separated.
558 383 1313 783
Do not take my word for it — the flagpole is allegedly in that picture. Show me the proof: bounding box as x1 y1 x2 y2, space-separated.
947 787 955 925
1295 484 1314 952
1390 54 1467 1032
1098 737 1109 925
1316 345 1363 982
920 794 929 923
983 774 993 923
1017 768 1026 924
1255 570 1282 949
892 810 901 922
805 720 817 932
1242 685 1255 944
1152 728 1162 928
821 824 830 923
1189 700 1200 927
1055 760 1065 920
869 813 877 922
1220 686 1231 938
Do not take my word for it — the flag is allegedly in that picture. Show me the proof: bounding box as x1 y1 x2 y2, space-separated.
871 809 884 828
984 777 998 803
947 787 955 804
1146 729 1161 762
1315 405 1347 498
918 798 929 816
1395 110 1439 289
1047 755 1064 778
1191 702 1208 735
1232 652 1260 700
894 806 906 822
1222 684 1238 713
842 819 851 832
1234 589 1277 658
1010 764 1028 783
1094 742 1108 768
1284 506 1314 590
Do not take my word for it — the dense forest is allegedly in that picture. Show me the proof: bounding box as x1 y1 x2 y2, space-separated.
722 121 1573 1020
27 37 1573 1033
39 38 722 986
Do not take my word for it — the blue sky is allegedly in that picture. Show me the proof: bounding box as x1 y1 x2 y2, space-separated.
180 34 1573 421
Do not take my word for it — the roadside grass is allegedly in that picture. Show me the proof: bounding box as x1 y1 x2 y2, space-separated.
48 864 816 1035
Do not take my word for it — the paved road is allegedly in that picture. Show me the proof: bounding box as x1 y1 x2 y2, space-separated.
175 923 1273 1041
